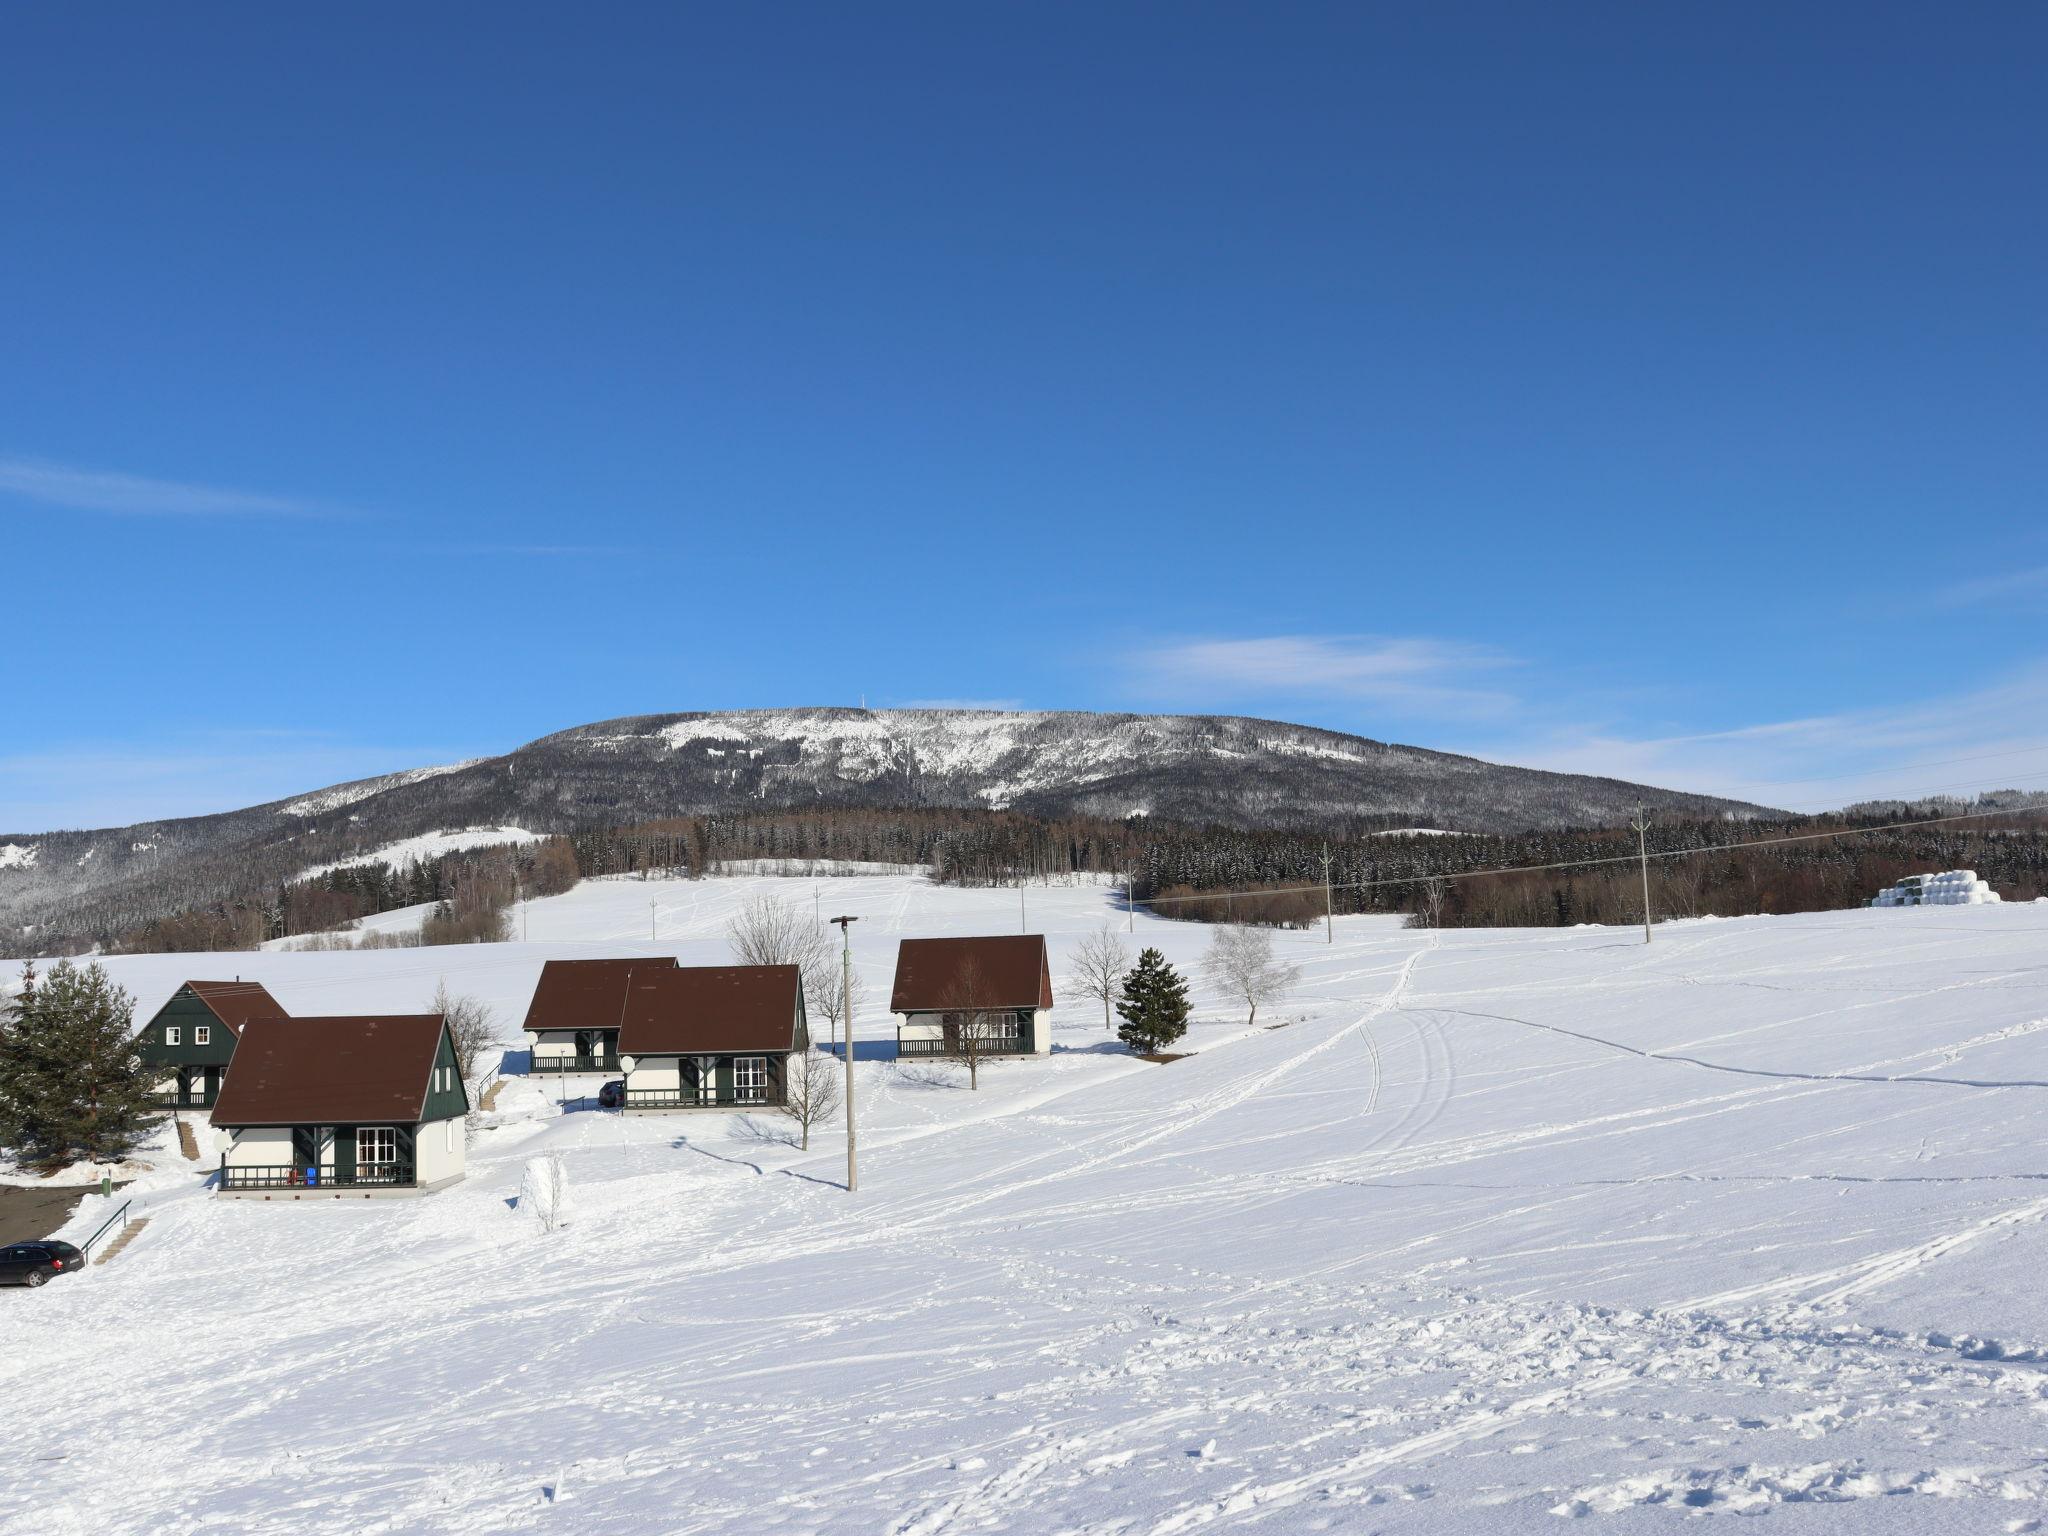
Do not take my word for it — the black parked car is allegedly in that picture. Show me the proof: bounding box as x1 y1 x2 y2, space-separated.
1 1240 84 1288
597 1079 625 1109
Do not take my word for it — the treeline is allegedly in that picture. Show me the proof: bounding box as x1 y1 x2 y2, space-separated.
115 838 580 952
99 798 2048 953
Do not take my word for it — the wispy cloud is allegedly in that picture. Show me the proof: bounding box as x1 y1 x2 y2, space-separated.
1937 564 2048 608
0 456 328 518
1476 662 2048 811
0 733 481 833
1129 635 1520 718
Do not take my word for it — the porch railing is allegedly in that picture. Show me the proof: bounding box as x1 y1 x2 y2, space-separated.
218 1162 417 1192
149 1091 214 1109
530 1054 622 1075
898 1035 1025 1058
623 1088 780 1110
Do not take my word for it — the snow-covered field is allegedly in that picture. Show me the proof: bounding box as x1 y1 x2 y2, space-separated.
6 875 2048 1533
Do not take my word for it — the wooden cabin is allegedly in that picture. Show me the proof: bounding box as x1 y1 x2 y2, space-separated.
617 965 808 1111
210 1015 470 1197
890 935 1054 1058
520 958 661 1076
135 980 288 1110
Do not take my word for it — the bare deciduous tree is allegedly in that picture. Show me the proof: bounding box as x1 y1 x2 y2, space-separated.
1201 925 1302 1028
432 981 498 1085
801 946 867 1050
939 958 1011 1091
782 1046 842 1150
1067 923 1129 1031
1419 875 1449 929
727 894 828 971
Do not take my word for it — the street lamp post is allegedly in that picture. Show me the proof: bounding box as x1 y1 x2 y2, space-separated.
829 915 860 1192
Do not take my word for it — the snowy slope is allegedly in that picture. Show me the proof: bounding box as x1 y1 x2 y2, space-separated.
5 878 2047 1533
295 825 542 883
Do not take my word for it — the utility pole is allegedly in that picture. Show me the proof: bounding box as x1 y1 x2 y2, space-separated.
1020 884 1026 934
830 915 860 1192
1320 843 1334 944
650 898 657 943
1631 803 1653 945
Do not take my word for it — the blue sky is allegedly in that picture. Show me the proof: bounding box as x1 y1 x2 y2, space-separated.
4 4 2045 829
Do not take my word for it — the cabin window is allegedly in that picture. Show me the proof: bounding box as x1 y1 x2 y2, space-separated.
194 1025 211 1046
734 1056 767 1103
444 1121 455 1154
164 1026 180 1046
357 1126 398 1173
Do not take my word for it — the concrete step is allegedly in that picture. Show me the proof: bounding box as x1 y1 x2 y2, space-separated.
93 1217 149 1266
177 1119 200 1161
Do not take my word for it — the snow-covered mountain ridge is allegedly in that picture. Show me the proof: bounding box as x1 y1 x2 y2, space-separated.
0 707 1773 950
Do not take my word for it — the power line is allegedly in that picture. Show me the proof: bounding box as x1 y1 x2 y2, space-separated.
1133 802 2048 908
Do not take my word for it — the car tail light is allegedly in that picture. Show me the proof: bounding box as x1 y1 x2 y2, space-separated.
51 1259 63 1269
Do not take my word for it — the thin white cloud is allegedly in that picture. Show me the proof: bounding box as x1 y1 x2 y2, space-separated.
0 456 326 518
0 736 478 832
1130 634 1520 718
1476 662 2048 812
1937 564 2048 607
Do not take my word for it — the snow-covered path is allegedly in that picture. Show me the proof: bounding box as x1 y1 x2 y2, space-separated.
5 879 2047 1532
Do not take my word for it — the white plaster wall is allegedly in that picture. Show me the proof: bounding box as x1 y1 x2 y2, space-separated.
529 1031 578 1060
414 1118 467 1185
223 1126 292 1167
626 1058 682 1091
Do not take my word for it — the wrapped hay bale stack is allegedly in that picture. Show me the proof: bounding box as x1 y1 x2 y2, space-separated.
1868 870 2001 907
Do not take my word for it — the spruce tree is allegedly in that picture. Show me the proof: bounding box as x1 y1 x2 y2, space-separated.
0 960 162 1171
1115 947 1190 1054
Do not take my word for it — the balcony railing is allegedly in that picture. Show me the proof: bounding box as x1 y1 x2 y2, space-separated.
898 1035 1025 1058
219 1162 416 1192
529 1054 623 1075
150 1090 215 1109
623 1088 780 1110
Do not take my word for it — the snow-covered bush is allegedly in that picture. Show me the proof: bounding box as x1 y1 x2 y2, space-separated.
521 1151 571 1232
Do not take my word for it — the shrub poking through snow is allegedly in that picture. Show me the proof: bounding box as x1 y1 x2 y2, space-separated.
521 1151 570 1232
783 1046 842 1150
1116 947 1190 1055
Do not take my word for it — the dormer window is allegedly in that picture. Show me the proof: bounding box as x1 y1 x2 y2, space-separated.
164 1026 180 1046
194 1025 211 1046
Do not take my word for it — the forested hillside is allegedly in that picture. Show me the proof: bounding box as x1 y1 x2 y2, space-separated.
0 708 1773 953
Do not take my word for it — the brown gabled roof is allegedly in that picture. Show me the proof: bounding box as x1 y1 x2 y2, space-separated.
521 958 676 1034
616 965 805 1056
210 1015 447 1127
183 980 290 1035
891 936 1054 1013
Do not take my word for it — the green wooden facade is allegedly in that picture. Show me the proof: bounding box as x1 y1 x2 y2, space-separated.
136 986 243 1108
423 1027 470 1122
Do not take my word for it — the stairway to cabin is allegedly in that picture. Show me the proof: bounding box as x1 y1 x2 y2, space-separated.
177 1119 201 1160
93 1218 149 1266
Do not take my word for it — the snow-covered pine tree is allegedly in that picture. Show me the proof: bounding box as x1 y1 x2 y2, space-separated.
1115 947 1190 1054
0 959 161 1171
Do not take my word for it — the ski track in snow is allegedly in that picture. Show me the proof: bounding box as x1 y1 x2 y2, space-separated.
5 878 2048 1534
